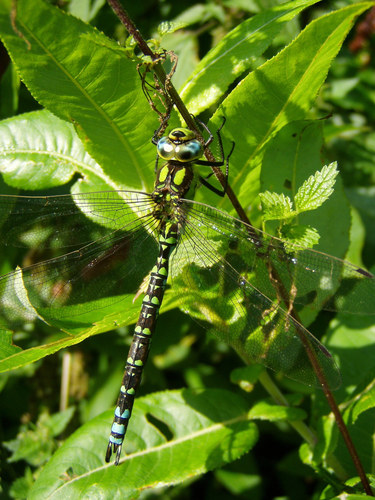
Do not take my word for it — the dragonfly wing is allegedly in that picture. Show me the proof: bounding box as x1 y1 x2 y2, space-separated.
0 190 154 247
180 200 375 315
171 200 343 388
0 191 159 330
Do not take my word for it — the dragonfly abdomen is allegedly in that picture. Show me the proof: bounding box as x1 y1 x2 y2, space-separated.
106 221 178 465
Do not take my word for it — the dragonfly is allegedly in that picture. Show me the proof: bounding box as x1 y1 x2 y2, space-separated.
0 121 374 466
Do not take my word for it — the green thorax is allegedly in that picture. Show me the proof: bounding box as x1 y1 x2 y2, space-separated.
153 128 204 203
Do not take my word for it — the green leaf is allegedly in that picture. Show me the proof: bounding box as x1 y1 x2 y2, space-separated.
260 121 350 261
281 224 320 250
326 316 375 395
0 328 22 358
0 292 178 373
214 456 261 497
311 315 375 475
29 389 258 499
231 365 264 392
0 0 156 191
0 110 105 191
181 0 321 115
294 162 339 213
4 408 74 466
47 407 76 437
321 490 375 500
8 467 34 500
208 2 373 210
259 191 293 220
249 400 307 422
349 384 375 424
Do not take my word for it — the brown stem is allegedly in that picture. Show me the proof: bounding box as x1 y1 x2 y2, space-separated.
107 1 373 495
107 1 244 218
271 265 373 496
307 344 372 495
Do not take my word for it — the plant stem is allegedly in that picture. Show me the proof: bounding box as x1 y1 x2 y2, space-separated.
259 371 317 447
107 0 250 226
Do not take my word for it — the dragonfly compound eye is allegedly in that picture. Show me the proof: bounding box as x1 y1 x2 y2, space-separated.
157 129 204 162
174 140 203 162
157 136 175 160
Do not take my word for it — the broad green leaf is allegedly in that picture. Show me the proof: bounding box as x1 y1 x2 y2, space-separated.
29 389 258 500
181 0 321 115
301 413 338 468
294 162 339 213
316 407 375 478
207 2 373 211
309 314 375 475
0 110 107 191
0 292 179 373
325 316 375 396
0 0 156 191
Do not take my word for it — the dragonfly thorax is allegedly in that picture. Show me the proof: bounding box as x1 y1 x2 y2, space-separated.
153 162 196 200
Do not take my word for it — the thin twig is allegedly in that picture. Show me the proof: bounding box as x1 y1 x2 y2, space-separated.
107 0 249 224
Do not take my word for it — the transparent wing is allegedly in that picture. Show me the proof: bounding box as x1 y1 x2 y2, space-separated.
0 191 159 330
171 200 375 388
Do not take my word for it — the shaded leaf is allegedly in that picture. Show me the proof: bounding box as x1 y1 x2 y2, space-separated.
249 400 307 421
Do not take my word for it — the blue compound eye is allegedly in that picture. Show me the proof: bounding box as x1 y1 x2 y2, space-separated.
157 128 203 162
174 140 203 162
157 136 175 160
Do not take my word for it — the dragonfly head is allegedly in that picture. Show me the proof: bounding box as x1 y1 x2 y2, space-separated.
157 128 204 163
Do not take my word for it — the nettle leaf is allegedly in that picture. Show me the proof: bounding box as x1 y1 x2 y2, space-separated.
259 191 293 220
260 163 338 225
260 121 350 261
294 162 339 213
281 224 320 251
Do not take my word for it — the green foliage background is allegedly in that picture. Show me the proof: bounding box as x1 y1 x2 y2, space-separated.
0 0 374 499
